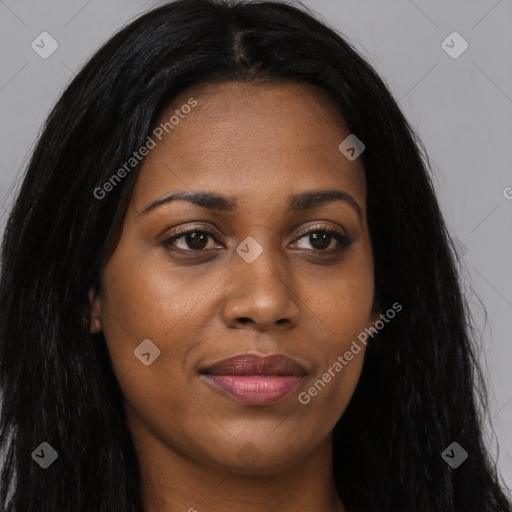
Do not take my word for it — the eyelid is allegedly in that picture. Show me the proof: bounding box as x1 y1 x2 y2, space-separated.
293 222 348 239
291 224 353 252
163 222 348 241
162 221 352 253
161 223 223 251
162 222 222 240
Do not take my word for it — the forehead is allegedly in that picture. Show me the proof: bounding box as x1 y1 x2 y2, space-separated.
132 81 366 212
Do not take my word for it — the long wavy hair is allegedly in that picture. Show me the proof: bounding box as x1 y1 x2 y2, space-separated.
0 1 510 510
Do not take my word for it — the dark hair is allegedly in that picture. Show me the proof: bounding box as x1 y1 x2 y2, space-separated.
0 0 510 510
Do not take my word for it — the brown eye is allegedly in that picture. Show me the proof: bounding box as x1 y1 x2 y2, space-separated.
163 230 218 251
307 232 333 250
292 227 352 253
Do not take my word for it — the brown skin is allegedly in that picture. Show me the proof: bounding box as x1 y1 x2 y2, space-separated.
89 81 380 512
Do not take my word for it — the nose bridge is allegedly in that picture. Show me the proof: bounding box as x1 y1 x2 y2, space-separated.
221 236 300 330
234 236 288 298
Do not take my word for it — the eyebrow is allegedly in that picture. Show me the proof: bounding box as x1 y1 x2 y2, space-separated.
138 189 363 222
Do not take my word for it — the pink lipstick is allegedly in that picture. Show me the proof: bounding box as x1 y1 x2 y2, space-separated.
200 353 306 405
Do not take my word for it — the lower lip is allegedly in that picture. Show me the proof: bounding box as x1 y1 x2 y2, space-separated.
202 374 303 405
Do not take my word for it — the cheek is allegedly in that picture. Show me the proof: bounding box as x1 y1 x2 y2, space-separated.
98 256 217 456
99 248 211 376
304 239 375 345
299 351 365 412
296 298 369 429
296 242 374 414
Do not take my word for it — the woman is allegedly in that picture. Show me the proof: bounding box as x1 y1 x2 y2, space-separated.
0 0 510 510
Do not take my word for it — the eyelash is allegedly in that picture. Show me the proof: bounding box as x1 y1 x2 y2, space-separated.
162 224 353 255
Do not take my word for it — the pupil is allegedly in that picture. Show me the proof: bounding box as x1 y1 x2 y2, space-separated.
310 232 330 250
187 232 207 250
183 232 333 251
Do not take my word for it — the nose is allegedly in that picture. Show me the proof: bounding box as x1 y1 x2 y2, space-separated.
221 249 300 332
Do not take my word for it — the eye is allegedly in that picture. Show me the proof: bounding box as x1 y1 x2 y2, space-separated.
290 226 352 252
162 229 221 251
162 225 353 254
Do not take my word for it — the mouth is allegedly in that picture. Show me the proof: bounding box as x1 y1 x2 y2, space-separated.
199 353 307 406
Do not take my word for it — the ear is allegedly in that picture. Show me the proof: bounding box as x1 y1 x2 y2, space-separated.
88 287 103 333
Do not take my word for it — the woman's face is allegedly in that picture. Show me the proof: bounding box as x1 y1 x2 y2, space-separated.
90 81 379 474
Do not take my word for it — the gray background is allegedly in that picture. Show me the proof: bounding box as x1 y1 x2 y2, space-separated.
0 0 511 488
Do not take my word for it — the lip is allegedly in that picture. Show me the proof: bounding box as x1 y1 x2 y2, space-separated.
200 353 307 405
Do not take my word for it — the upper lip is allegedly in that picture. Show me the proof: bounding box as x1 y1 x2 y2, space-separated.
200 353 307 376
